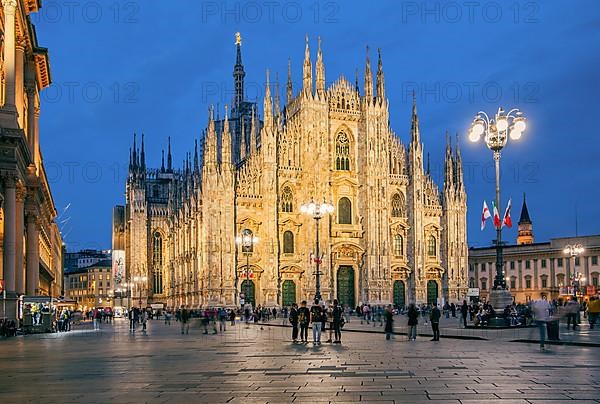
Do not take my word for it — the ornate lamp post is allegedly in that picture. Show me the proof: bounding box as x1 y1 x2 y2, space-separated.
133 275 148 308
236 229 259 308
469 107 527 318
564 244 585 297
300 198 334 302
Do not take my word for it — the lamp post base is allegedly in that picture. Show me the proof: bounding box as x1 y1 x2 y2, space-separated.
489 288 513 312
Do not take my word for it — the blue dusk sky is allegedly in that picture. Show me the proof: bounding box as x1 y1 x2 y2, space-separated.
34 0 600 251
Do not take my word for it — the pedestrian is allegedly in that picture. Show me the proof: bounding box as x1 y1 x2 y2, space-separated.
229 309 236 326
289 303 299 342
461 300 469 328
588 296 600 329
141 309 148 332
219 308 227 332
165 310 172 326
430 303 441 341
384 304 394 340
407 303 418 341
450 302 456 318
180 305 190 335
298 300 310 343
532 296 550 351
332 299 343 343
566 297 580 330
310 299 324 345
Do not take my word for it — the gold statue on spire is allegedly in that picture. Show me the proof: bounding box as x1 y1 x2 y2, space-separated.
235 32 242 46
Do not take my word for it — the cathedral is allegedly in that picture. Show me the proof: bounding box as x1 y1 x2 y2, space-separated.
115 34 468 309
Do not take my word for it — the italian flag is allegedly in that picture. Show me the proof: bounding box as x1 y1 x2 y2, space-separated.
502 198 513 228
492 201 502 229
481 201 491 230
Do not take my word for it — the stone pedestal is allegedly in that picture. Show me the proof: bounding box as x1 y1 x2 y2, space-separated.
489 288 513 312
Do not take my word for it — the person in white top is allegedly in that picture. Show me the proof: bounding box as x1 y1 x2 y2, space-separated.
532 297 551 351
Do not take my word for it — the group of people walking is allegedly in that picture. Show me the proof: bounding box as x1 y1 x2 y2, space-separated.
288 299 344 344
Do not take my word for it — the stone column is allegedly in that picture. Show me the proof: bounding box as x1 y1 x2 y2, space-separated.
1 0 18 113
25 213 39 295
14 185 25 293
15 35 25 128
25 83 37 161
2 176 16 291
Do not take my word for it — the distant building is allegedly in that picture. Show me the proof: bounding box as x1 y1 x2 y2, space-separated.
64 259 113 310
64 249 111 274
469 197 600 303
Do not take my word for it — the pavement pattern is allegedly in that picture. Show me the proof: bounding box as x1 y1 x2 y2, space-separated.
0 319 599 404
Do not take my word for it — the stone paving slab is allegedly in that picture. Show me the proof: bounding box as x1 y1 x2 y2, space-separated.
0 319 599 403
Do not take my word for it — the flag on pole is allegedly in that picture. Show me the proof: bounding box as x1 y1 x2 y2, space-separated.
481 201 491 230
492 201 501 228
502 198 513 228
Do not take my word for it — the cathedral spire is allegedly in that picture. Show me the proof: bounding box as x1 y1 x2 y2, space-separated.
263 69 273 129
222 105 232 165
233 32 245 110
140 133 146 171
302 34 312 95
194 138 199 173
161 149 165 173
355 68 360 94
454 132 464 191
205 105 218 166
250 105 257 152
274 72 281 119
286 57 293 105
315 36 325 98
240 116 247 159
167 136 172 172
129 147 132 170
132 133 137 170
376 48 385 103
364 45 373 102
444 131 454 191
411 92 420 144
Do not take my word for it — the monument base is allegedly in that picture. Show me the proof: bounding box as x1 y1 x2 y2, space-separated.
487 288 514 327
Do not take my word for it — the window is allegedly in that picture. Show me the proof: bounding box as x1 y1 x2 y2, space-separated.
99 289 103 295
469 277 475 288
99 282 103 287
481 263 486 272
391 193 405 217
541 278 547 288
427 236 436 257
510 277 516 289
557 274 565 286
557 258 563 267
153 231 163 294
335 132 351 170
338 197 352 224
283 231 294 254
593 276 599 287
510 261 515 270
575 257 580 266
525 260 531 269
592 256 598 266
394 234 404 256
99 274 103 280
281 186 293 212
541 259 547 268
525 278 532 289
481 280 487 290
107 275 110 281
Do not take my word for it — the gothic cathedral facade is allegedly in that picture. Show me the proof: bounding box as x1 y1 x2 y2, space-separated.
117 35 468 309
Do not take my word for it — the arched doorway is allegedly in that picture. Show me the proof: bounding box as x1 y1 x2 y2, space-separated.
240 280 256 307
337 266 355 309
427 280 438 305
282 280 296 307
393 280 406 309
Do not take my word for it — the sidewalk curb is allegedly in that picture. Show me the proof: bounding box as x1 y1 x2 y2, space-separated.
256 322 488 341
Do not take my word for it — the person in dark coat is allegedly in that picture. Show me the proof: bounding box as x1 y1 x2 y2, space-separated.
297 300 310 343
332 299 343 344
430 303 441 341
407 304 418 341
289 303 299 342
384 304 394 340
461 300 469 328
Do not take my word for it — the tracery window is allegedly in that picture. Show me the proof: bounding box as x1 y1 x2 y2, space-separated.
152 231 163 294
335 132 350 170
394 234 403 256
427 235 437 257
391 193 405 217
281 186 293 212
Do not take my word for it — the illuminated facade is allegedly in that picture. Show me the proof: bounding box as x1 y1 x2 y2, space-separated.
119 35 468 308
0 1 63 319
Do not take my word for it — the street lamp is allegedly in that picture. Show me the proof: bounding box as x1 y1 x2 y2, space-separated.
236 229 259 308
564 244 585 297
469 107 527 316
133 276 148 308
300 198 334 302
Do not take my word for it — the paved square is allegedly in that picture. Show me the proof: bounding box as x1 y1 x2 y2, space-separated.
1 319 599 403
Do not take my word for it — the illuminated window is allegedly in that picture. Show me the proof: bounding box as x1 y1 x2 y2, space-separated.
153 231 163 294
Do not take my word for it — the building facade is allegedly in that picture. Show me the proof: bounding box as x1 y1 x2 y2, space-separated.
64 260 114 310
0 1 63 319
469 198 600 303
118 35 469 309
